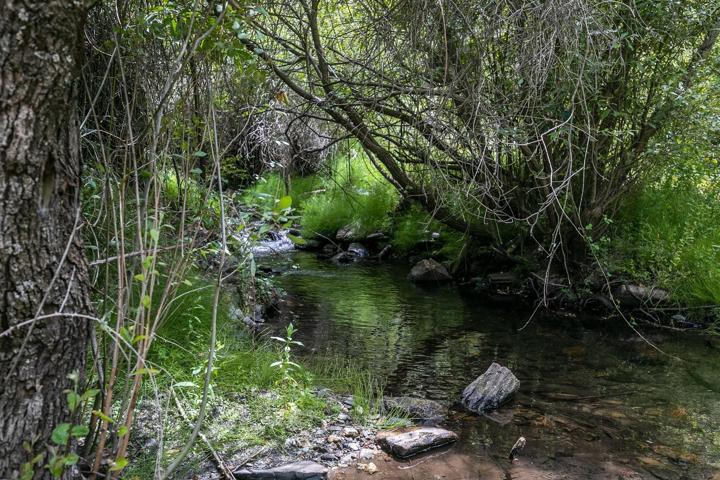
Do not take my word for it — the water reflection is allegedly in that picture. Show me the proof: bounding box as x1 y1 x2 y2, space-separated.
263 252 720 478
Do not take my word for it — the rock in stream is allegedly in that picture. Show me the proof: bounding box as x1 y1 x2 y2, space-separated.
461 362 520 414
377 427 458 458
408 259 452 283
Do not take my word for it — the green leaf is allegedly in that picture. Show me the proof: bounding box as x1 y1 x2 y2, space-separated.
134 273 146 282
193 150 207 158
81 389 100 402
277 195 292 211
66 391 80 413
51 424 70 445
173 381 198 388
66 371 79 384
149 229 160 242
287 234 307 246
118 425 129 437
141 295 151 309
190 168 203 175
63 453 79 466
120 326 132 344
70 425 89 437
109 457 128 472
92 410 113 424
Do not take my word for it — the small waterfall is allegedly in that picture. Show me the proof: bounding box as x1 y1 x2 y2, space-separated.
251 230 295 255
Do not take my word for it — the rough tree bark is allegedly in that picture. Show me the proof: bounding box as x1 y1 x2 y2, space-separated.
0 1 92 478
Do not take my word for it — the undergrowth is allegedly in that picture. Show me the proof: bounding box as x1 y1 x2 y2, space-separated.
613 178 720 306
123 270 387 478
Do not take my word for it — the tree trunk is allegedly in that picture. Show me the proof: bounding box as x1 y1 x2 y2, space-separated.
0 1 92 478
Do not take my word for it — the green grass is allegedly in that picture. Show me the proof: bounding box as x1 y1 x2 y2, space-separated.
612 179 720 305
119 274 330 478
121 268 392 478
243 172 323 212
299 151 399 238
390 203 467 261
243 149 399 239
303 354 411 428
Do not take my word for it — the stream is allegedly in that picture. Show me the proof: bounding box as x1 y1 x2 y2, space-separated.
261 251 720 479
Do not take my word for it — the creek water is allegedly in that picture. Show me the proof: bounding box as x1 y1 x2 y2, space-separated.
261 251 720 479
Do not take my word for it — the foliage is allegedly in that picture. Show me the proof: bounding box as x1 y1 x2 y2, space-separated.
614 179 720 305
220 156 251 190
390 203 467 262
300 150 399 238
247 0 720 263
243 172 322 212
270 323 304 387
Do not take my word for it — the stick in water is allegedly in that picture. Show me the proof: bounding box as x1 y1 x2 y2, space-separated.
509 436 526 460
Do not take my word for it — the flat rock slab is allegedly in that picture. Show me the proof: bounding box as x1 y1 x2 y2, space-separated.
377 427 458 458
383 396 447 424
234 461 328 479
462 362 520 414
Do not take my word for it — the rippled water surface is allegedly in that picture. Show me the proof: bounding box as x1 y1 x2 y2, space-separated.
262 252 720 479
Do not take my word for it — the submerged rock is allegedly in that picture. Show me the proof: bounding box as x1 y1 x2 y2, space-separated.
408 259 452 283
461 362 520 414
234 461 328 479
383 396 447 424
377 427 458 458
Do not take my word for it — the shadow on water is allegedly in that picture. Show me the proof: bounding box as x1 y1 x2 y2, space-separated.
261 252 720 479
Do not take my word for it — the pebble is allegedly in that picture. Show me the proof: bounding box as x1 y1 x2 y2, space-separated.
328 434 341 443
343 426 359 437
359 448 376 460
357 462 378 475
340 453 357 465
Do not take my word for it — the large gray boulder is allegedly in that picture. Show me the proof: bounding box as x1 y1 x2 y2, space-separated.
377 427 458 458
234 461 327 479
383 396 447 424
408 259 452 283
461 362 520 414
